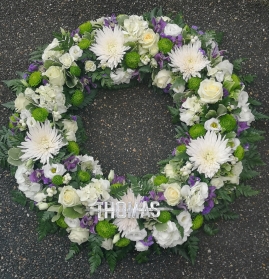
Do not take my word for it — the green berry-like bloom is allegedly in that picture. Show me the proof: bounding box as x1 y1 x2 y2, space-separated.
153 175 168 186
115 237 131 247
219 114 237 132
52 175 64 186
192 214 204 230
176 144 187 154
56 215 68 228
79 21 92 34
28 71 42 87
32 107 49 122
189 124 206 139
78 170 91 182
158 38 173 54
71 90 84 107
157 211 171 223
70 66 81 77
234 145 245 161
187 77 202 90
78 38 91 50
67 141 80 155
96 220 117 239
124 52 140 69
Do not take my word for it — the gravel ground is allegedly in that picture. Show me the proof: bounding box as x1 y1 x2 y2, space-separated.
0 1 269 279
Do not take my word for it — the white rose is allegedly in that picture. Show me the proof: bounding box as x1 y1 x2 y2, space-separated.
85 60 96 72
67 227 89 245
14 93 31 112
163 183 182 206
44 66 65 86
42 163 66 179
152 69 172 89
198 79 223 104
139 29 159 49
58 185 81 207
64 217 80 228
164 23 182 37
101 238 113 250
152 221 182 248
125 228 147 241
69 45 83 60
149 43 159 56
59 53 74 69
135 241 149 252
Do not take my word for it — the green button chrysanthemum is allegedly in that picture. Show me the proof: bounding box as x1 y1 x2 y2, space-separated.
78 170 91 182
158 38 173 54
189 124 206 139
70 66 81 77
192 214 204 230
124 52 140 69
28 71 42 87
78 38 91 50
115 237 131 247
219 114 237 132
187 77 202 90
234 145 245 161
52 175 64 186
96 220 117 239
67 141 80 155
79 21 92 34
157 211 171 223
176 144 187 154
71 90 84 106
32 107 49 122
153 175 168 186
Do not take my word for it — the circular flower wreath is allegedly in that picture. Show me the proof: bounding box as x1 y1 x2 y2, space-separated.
2 8 267 274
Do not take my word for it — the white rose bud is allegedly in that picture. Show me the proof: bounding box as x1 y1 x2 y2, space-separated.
152 69 172 89
44 66 65 86
68 227 89 245
198 79 223 104
163 183 182 206
59 53 74 69
85 60 97 72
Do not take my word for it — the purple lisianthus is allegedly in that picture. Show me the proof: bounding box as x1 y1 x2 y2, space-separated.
140 235 154 247
104 14 117 30
112 174 126 185
71 28 79 38
80 76 97 94
199 48 206 56
63 155 80 171
29 169 44 183
152 17 167 34
223 88 229 98
148 190 165 202
71 115 77 121
191 25 198 30
176 134 191 145
202 186 216 215
80 215 98 234
188 175 201 187
177 200 188 210
132 70 141 82
237 121 249 136
28 63 39 72
243 143 250 151
22 73 29 80
154 52 170 69
163 83 171 94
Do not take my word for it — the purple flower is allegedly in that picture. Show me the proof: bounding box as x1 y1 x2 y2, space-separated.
188 175 201 187
177 200 188 210
202 186 216 215
172 148 176 156
112 174 126 185
212 43 226 58
237 121 249 136
42 79 49 85
71 28 79 37
104 14 117 30
243 143 250 151
80 215 98 234
154 52 170 69
140 235 154 247
28 63 39 72
199 48 206 56
29 169 44 183
71 115 77 121
176 134 191 145
152 17 167 34
191 25 198 30
132 70 141 82
22 73 29 80
198 30 204 35
80 76 97 94
163 83 171 94
148 190 165 202
63 155 80 171
223 88 229 98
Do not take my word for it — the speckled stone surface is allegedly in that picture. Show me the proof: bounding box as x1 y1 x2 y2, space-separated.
0 1 269 279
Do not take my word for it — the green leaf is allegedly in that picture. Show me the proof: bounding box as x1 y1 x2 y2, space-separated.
205 110 217 119
139 65 151 73
73 205 86 215
155 223 168 232
187 236 199 265
42 211 55 221
203 224 219 236
88 234 104 274
135 250 150 264
62 207 85 219
217 104 227 116
105 250 118 273
11 190 27 206
235 184 259 197
47 205 62 212
2 101 15 110
233 58 247 72
65 243 80 261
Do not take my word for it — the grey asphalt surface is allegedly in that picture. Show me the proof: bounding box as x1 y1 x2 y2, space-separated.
0 1 269 278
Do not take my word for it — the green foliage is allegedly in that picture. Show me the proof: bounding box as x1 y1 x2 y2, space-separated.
42 211 55 221
235 184 259 198
3 76 26 94
251 109 269 120
127 174 141 196
135 250 151 264
65 243 80 261
204 204 238 221
36 211 59 241
29 44 47 61
2 101 15 110
240 74 256 85
239 128 265 144
88 234 104 274
52 32 73 52
187 235 199 265
110 184 128 199
203 224 219 236
105 250 118 273
233 58 247 72
11 190 27 206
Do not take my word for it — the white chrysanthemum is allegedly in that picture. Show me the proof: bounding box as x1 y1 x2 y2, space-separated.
112 189 142 236
186 131 232 178
169 41 210 80
90 26 130 69
19 121 66 164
